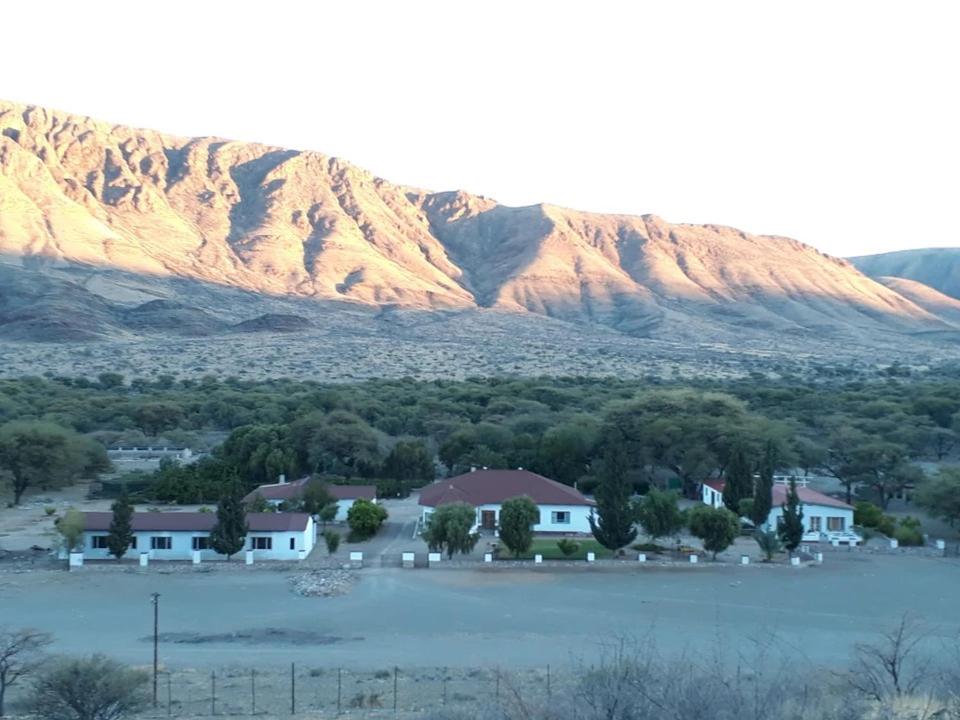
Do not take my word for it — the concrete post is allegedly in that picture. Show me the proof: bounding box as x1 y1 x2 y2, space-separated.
68 552 84 570
139 553 149 568
936 539 946 552
534 554 543 564
740 555 749 565
297 549 307 561
402 552 415 568
689 554 698 564
483 553 493 563
637 553 646 563
790 556 801 566
889 538 899 549
586 552 595 563
245 550 254 565
428 552 441 567
349 551 363 567
192 551 201 565
815 552 823 563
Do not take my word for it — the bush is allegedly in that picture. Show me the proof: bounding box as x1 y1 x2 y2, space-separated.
877 515 897 538
30 654 148 720
854 501 884 528
44 506 56 517
346 499 388 540
894 516 924 546
323 530 341 555
556 539 580 556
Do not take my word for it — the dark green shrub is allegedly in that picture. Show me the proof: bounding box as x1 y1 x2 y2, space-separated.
556 539 579 556
894 516 924 546
854 501 883 528
877 515 897 537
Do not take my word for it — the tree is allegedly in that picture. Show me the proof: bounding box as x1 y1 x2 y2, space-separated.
56 508 85 553
0 628 53 717
132 402 183 438
914 468 960 527
30 654 148 720
750 442 775 527
687 505 740 560
848 442 921 510
323 530 341 555
106 493 134 560
245 492 270 513
300 481 335 516
589 435 638 552
753 528 782 561
209 484 248 559
346 498 388 540
635 490 683 544
422 502 479 559
778 477 805 553
0 421 108 505
497 496 539 558
381 441 434 488
318 502 339 528
722 444 752 516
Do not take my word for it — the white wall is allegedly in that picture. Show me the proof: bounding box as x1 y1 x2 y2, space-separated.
701 485 723 509
422 503 593 534
81 519 314 561
764 505 854 540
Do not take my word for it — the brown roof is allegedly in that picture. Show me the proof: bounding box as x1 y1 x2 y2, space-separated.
701 481 852 510
82 512 311 532
419 469 593 508
243 478 376 503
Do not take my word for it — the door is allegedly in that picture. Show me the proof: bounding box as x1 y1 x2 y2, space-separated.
481 510 496 530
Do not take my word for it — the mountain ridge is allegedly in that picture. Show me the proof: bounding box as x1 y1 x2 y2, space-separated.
0 98 956 347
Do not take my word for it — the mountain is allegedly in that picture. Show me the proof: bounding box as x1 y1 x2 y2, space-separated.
871 276 960 327
0 99 957 355
851 249 960 301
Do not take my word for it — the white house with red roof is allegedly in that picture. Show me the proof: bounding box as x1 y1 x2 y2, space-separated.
79 511 315 561
243 476 377 522
419 469 595 534
701 478 859 544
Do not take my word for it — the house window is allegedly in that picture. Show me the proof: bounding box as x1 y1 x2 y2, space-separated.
533 512 541 526
251 537 272 550
150 537 172 550
808 517 822 532
827 517 846 532
91 535 109 549
289 538 296 550
551 511 571 524
192 536 210 550
130 537 138 550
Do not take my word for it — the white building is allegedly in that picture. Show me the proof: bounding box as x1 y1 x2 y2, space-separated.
700 479 859 544
243 477 377 522
418 469 595 534
80 511 315 561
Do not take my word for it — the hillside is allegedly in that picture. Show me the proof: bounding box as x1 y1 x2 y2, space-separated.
851 249 960 301
0 99 957 359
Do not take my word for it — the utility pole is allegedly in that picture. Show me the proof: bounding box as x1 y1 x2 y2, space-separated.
151 593 160 707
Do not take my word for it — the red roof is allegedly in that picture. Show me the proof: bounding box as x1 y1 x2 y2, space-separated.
243 478 376 503
419 469 593 508
82 512 311 532
701 481 852 510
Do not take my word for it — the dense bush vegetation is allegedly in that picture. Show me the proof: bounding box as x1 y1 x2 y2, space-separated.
1 371 959 519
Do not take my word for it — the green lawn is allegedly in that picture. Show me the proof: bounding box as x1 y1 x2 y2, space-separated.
499 537 614 560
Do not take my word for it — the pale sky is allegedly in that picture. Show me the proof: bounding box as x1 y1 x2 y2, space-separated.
4 1 958 257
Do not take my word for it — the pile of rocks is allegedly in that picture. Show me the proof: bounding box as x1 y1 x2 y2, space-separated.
289 567 357 597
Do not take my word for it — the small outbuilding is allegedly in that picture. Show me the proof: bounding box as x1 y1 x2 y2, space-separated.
419 469 595 534
243 476 377 522
79 511 315 561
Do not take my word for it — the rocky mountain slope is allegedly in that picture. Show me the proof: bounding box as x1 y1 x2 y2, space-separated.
851 249 960 301
0 99 956 348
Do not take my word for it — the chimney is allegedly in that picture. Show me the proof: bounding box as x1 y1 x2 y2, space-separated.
278 474 287 485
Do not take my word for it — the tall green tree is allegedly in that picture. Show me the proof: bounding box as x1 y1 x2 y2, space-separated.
778 477 805 553
687 505 740 560
0 421 108 505
422 503 479 558
915 468 960 527
210 484 248 559
722 443 752 516
381 441 435 487
635 489 684 543
106 492 135 560
498 496 539 557
589 434 638 551
750 441 775 527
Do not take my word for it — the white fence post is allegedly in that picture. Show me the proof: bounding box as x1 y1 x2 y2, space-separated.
428 552 442 567
637 553 646 563
790 556 801 566
689 554 698 564
349 551 363 567
192 551 201 565
815 552 823 563
740 555 749 565
139 553 149 568
483 553 493 563
586 552 595 563
534 554 543 564
402 552 415 568
68 552 84 570
889 538 899 549
245 550 254 565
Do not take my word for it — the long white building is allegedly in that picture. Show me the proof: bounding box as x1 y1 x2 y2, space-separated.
80 511 315 561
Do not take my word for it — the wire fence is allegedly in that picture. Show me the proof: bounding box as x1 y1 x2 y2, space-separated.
137 664 557 717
